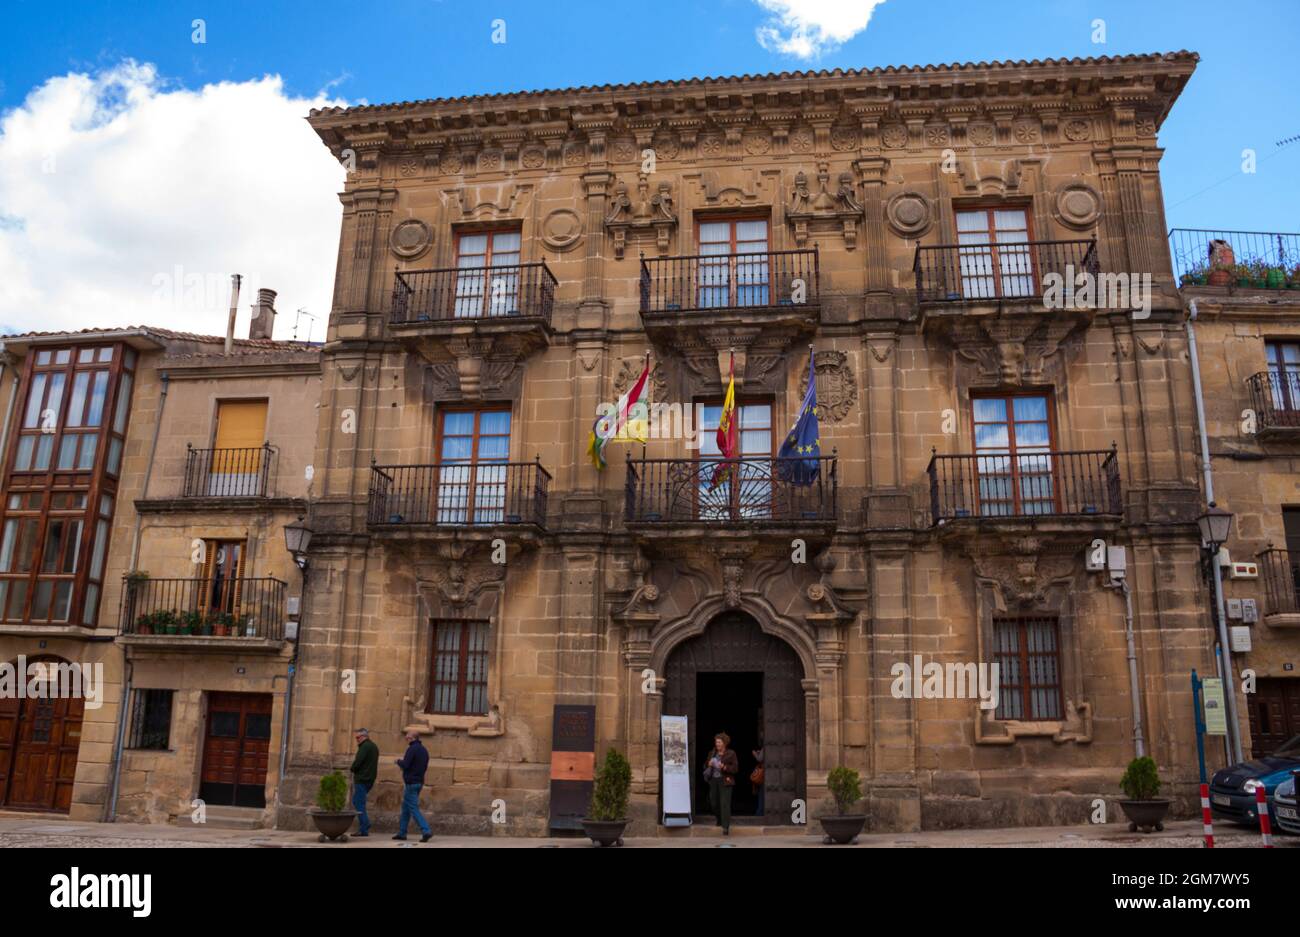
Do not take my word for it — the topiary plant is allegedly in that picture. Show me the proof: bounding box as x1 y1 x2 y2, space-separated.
1120 756 1162 801
316 771 349 813
588 747 632 821
827 766 863 815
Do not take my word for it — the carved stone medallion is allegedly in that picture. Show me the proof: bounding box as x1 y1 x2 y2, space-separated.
798 350 857 423
390 219 433 260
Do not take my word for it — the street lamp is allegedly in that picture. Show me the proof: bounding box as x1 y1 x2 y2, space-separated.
1197 502 1234 552
284 515 313 569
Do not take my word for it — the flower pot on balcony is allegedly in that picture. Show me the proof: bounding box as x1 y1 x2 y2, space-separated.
1266 268 1286 289
1208 268 1231 287
388 513 404 524
1237 277 1253 288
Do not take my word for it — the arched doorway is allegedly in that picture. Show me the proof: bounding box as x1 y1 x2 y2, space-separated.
0 656 85 812
663 612 805 822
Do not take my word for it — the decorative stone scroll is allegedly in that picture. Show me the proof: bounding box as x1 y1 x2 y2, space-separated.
605 173 677 259
786 163 864 250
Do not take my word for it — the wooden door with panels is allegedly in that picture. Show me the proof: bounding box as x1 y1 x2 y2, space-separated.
199 692 272 808
0 657 85 811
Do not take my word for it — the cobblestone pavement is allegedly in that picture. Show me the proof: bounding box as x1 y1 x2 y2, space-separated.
0 815 1295 848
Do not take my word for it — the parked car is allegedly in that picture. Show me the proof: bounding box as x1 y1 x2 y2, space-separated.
1209 734 1300 826
1272 773 1300 836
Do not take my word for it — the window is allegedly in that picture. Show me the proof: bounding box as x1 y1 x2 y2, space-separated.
127 689 174 749
695 401 772 520
697 218 769 308
955 207 1035 299
199 540 246 615
436 409 511 524
429 620 489 716
0 343 134 625
972 394 1055 516
205 400 268 497
993 616 1063 720
1266 342 1300 414
454 229 521 318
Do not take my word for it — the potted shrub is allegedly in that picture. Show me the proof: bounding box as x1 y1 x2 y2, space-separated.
1250 260 1271 288
135 610 155 635
1288 264 1300 290
180 609 203 636
581 747 632 847
1233 262 1254 288
308 771 357 843
155 609 179 635
1118 756 1171 833
819 766 867 844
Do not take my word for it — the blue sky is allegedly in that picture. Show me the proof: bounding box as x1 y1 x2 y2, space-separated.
0 0 1296 335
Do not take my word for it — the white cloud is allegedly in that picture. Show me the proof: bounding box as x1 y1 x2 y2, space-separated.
754 0 888 59
0 61 347 341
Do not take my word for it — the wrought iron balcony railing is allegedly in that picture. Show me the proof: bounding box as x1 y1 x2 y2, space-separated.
120 576 286 640
639 248 819 314
1246 370 1300 432
390 262 556 325
1168 228 1300 285
368 460 551 528
913 239 1098 304
183 444 273 498
1257 548 1300 617
928 447 1121 523
625 455 837 525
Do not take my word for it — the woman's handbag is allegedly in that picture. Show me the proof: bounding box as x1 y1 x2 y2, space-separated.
750 765 764 785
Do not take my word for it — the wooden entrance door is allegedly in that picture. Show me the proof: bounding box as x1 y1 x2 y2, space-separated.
663 612 805 821
200 692 272 807
1247 679 1300 756
0 661 84 812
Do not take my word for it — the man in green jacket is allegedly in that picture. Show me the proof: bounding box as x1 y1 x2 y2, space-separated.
349 728 379 837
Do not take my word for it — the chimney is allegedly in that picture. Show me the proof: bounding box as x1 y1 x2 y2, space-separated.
249 288 277 341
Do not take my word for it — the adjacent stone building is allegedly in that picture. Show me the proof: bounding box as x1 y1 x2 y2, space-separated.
274 51 1229 835
0 299 320 826
1173 228 1300 759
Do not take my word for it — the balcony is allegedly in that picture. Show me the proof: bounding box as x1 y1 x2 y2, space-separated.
1256 549 1300 627
388 262 556 378
183 445 273 498
928 448 1122 528
1246 371 1300 439
118 576 287 651
1169 228 1300 292
624 454 837 538
638 249 820 356
367 460 550 541
914 240 1100 383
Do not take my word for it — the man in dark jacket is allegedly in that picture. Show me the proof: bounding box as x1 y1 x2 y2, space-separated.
393 729 432 842
349 728 379 837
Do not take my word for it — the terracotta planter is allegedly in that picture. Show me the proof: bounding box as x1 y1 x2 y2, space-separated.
309 809 358 842
1119 799 1171 833
1208 269 1231 287
580 818 628 847
819 814 867 844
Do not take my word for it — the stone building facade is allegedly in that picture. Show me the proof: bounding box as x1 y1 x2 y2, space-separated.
274 51 1230 835
1174 231 1300 760
0 301 320 826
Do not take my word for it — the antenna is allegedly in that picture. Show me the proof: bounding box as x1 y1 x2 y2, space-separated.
293 308 319 343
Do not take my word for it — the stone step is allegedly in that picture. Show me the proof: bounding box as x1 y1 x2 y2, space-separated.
199 806 265 830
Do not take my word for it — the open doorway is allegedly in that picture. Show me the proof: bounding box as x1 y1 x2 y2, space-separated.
695 671 763 817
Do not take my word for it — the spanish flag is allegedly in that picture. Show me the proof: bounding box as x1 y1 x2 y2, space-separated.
587 352 651 470
710 352 737 490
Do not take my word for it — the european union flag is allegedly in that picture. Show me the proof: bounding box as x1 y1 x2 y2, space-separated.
778 348 821 485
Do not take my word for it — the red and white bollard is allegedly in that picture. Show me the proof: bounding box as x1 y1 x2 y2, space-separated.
1256 786 1273 848
1200 783 1214 848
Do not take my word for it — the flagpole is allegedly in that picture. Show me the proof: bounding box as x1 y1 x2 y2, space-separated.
643 347 651 461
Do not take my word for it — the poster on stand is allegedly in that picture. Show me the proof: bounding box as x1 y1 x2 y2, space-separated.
661 714 692 826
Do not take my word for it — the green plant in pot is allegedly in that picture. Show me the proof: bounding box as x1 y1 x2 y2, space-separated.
1233 262 1254 287
819 765 867 844
582 747 632 847
180 609 203 636
308 771 357 843
1118 756 1170 833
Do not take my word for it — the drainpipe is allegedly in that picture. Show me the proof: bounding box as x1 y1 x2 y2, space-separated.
1186 300 1244 763
108 370 171 821
1105 577 1146 758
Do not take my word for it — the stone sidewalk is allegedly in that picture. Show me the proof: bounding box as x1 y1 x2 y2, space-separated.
0 814 1292 848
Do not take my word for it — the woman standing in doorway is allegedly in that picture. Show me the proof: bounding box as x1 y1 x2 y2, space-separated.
703 732 739 834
